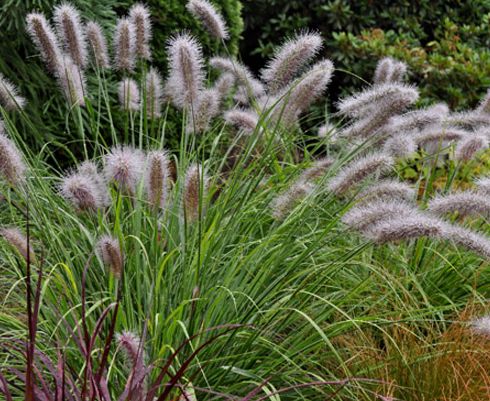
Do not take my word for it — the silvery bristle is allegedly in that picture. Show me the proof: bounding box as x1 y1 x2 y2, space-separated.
186 0 229 41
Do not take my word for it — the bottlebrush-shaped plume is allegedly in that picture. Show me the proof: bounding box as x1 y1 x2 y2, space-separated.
186 0 229 41
364 214 444 243
445 111 490 130
166 33 204 109
187 89 220 134
183 163 208 222
455 133 488 162
60 171 105 212
0 74 26 110
415 127 467 147
328 152 394 195
85 21 110 68
340 106 394 140
318 123 338 140
97 235 124 278
214 72 235 98
113 17 135 72
210 57 265 102
357 179 416 202
475 176 490 195
26 12 63 73
144 150 170 209
56 56 86 106
337 83 419 118
342 199 415 232
145 68 163 118
373 57 407 84
299 157 335 182
382 134 417 159
116 331 144 366
224 109 259 133
0 129 26 185
441 225 490 260
0 227 36 263
53 3 87 68
118 78 140 111
428 191 490 218
78 160 110 205
385 103 449 133
271 181 315 220
104 146 145 195
276 59 334 127
129 3 152 60
261 32 323 94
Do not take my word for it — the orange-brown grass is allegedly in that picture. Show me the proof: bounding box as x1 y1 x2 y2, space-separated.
334 305 490 400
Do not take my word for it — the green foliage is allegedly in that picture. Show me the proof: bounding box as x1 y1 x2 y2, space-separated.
241 0 490 109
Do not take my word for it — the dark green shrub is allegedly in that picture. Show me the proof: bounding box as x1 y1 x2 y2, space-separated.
240 0 490 109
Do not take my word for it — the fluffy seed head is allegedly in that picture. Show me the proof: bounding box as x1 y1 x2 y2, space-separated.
113 17 135 72
224 109 259 133
104 146 145 195
78 160 110 205
56 56 86 106
475 176 490 195
116 331 143 366
271 181 315 220
386 103 449 133
357 180 416 202
445 111 490 130
145 68 163 118
415 128 467 147
166 33 205 109
318 123 338 140
299 157 335 182
145 150 170 209
471 315 490 336
382 134 417 159
187 88 220 134
0 227 36 263
276 59 334 127
428 191 490 218
53 3 87 67
455 133 488 162
261 32 323 93
373 57 407 84
328 152 394 195
97 235 123 278
214 73 235 98
183 163 208 222
60 171 104 212
441 225 490 260
186 0 229 40
0 75 26 111
118 78 140 111
85 21 110 68
26 12 63 73
0 130 26 185
129 3 152 60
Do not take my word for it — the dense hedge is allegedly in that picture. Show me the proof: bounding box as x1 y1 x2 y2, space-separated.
240 0 490 109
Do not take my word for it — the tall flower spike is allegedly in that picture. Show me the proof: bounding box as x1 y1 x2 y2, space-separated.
78 160 110 205
0 227 36 263
383 134 417 159
357 179 416 202
455 133 488 162
97 235 123 278
114 17 135 72
428 191 490 218
0 74 26 111
0 129 26 185
328 152 394 195
60 171 104 212
118 78 140 111
373 57 393 84
186 0 229 41
145 68 163 118
441 225 490 260
166 33 204 109
224 109 259 134
385 103 449 133
276 59 334 127
445 111 490 130
299 157 335 182
56 56 86 106
116 331 143 366
271 181 315 220
104 146 145 195
26 12 63 73
261 32 323 94
187 89 220 134
415 128 468 147
183 163 208 222
214 73 235 98
53 3 87 68
129 3 152 60
86 21 110 68
145 150 170 209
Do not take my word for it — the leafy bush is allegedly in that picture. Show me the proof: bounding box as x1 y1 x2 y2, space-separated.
241 0 490 109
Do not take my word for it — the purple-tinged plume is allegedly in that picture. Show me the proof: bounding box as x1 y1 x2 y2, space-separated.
357 179 416 202
0 227 36 263
144 150 170 209
261 32 323 94
0 129 26 185
183 163 208 222
475 176 490 195
26 12 63 73
129 3 152 60
113 17 135 72
60 171 105 212
0 74 26 111
187 89 220 134
428 191 490 218
455 133 488 162
271 181 315 220
97 235 124 278
186 0 229 41
224 109 259 134
56 56 86 106
118 78 140 111
299 157 335 182
144 68 163 118
53 3 87 68
86 21 110 68
441 225 490 260
382 134 417 159
373 57 407 84
104 146 145 195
